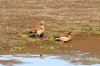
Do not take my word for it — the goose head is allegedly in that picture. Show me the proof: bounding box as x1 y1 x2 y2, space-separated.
40 21 45 30
67 32 74 39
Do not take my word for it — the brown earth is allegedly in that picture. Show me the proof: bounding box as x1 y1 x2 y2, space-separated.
0 60 22 65
0 34 100 57
0 0 100 56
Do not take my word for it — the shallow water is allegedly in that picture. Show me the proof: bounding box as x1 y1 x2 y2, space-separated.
0 51 100 66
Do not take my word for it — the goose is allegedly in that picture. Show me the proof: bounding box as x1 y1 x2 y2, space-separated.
53 32 73 42
29 21 45 38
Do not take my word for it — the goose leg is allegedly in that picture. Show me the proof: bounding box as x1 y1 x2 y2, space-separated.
29 31 36 38
39 33 44 38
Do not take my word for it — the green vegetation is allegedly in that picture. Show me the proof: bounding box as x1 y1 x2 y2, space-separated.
40 45 59 50
10 46 25 51
64 50 68 53
0 22 100 51
20 34 42 43
65 23 100 34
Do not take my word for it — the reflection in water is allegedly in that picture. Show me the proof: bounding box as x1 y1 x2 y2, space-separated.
0 51 100 66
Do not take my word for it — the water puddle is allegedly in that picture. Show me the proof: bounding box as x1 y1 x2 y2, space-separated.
0 51 100 66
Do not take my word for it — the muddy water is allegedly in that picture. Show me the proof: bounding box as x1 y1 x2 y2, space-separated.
0 51 100 66
71 36 100 55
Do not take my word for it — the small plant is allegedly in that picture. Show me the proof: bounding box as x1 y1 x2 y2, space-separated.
39 45 48 49
64 50 71 53
10 46 25 51
49 46 57 50
20 34 41 43
64 50 68 53
39 45 59 50
49 37 55 42
20 34 29 38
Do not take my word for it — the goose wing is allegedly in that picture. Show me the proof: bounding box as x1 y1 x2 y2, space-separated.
59 37 69 41
31 28 37 33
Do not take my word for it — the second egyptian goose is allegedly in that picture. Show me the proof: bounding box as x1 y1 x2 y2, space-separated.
53 32 73 42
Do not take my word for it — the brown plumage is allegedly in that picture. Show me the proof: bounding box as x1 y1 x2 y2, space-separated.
53 33 68 38
29 21 45 38
31 28 37 33
53 34 60 38
53 32 73 42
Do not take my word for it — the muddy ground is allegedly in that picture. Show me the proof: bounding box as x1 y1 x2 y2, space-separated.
0 34 100 57
0 0 100 56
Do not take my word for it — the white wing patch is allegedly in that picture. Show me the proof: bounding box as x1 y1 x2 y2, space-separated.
59 37 69 41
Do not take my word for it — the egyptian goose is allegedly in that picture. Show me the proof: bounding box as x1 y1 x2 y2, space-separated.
53 32 73 42
29 21 45 38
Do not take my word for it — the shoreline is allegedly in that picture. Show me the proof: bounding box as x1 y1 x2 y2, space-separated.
0 34 100 56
